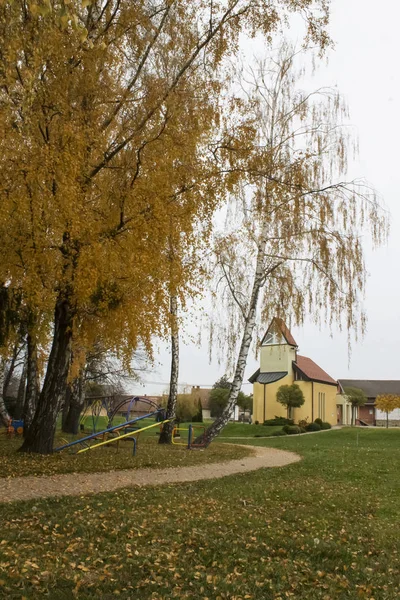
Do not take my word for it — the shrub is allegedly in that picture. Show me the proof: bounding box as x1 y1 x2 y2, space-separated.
254 420 259 425
321 422 332 430
299 427 307 433
306 422 321 432
271 430 288 437
191 398 203 423
160 393 199 423
263 417 293 426
314 418 323 426
283 425 301 435
298 418 309 429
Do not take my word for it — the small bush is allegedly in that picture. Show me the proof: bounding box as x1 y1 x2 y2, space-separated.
271 430 288 437
306 422 321 432
314 418 323 426
254 420 259 425
263 417 294 426
299 427 307 434
298 418 309 429
283 425 301 435
321 422 332 430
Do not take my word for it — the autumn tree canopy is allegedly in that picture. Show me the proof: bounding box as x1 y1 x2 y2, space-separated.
375 394 400 428
0 1 332 452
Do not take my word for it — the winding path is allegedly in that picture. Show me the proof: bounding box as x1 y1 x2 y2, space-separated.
0 446 300 504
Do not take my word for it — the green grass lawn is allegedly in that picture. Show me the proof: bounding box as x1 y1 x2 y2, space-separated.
0 420 282 478
0 435 253 479
79 417 281 439
217 422 282 437
1 428 399 599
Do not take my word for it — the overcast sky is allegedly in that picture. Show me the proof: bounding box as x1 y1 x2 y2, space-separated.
130 0 400 396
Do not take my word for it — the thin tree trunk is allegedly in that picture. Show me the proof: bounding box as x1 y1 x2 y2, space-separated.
159 294 179 444
196 221 274 447
3 343 23 397
15 353 27 419
386 411 389 429
22 334 40 437
19 295 73 453
0 358 12 427
61 385 71 431
62 370 85 435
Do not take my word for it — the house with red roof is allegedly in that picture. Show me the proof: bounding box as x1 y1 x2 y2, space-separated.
250 317 338 425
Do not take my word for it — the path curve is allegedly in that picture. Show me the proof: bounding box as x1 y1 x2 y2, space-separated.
0 446 300 504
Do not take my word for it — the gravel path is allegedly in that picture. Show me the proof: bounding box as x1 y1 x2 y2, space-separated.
0 446 300 504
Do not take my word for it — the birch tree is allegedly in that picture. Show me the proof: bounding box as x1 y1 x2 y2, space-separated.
159 214 207 444
158 293 179 444
22 333 41 435
197 46 388 446
0 359 11 427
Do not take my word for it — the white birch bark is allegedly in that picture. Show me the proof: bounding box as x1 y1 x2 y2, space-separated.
23 334 40 435
199 221 271 445
159 294 179 444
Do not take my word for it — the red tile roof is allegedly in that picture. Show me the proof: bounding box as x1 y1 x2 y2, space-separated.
275 318 297 347
294 355 337 386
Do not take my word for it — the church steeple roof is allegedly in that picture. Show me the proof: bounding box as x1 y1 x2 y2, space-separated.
261 317 298 347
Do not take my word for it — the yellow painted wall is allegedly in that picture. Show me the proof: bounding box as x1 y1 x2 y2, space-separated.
313 382 337 425
252 374 292 423
292 381 312 422
253 378 337 425
260 344 296 375
336 393 352 425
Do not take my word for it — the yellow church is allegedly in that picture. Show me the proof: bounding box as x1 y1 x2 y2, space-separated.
250 318 338 425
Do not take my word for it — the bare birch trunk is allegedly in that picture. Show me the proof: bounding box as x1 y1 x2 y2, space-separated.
3 343 22 398
15 354 27 419
0 358 12 427
159 294 179 444
62 370 86 435
22 334 40 437
196 222 271 446
19 294 73 453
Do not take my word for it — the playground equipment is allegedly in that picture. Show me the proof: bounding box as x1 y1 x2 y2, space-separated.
77 419 170 454
54 410 164 453
5 419 24 436
79 394 162 433
172 424 206 449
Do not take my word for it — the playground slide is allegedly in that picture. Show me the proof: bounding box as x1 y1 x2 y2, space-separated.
54 410 163 453
76 419 171 453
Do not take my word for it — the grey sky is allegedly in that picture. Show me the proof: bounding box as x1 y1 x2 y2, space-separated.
130 0 400 396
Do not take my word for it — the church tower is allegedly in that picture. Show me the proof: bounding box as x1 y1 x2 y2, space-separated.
260 317 298 376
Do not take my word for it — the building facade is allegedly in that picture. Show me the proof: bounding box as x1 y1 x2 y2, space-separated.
250 318 338 425
338 379 400 427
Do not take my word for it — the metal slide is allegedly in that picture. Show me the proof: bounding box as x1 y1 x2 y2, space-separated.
54 410 163 453
76 419 171 453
